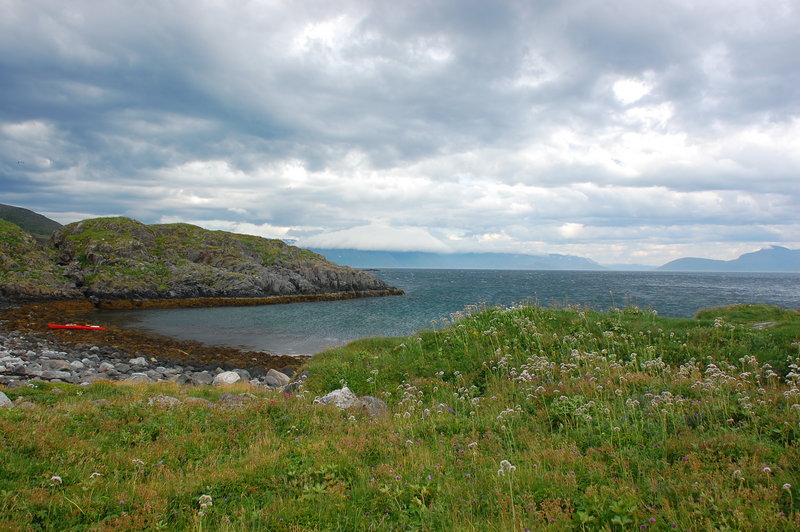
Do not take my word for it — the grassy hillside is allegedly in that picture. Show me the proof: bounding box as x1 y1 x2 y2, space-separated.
0 204 62 239
0 220 80 300
1 303 799 530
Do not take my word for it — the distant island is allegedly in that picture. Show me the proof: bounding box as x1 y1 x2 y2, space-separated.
0 206 397 303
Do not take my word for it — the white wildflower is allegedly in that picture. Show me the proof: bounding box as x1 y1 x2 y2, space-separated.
497 459 517 476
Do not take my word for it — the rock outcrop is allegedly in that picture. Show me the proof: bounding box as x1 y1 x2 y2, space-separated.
1 217 396 302
0 220 82 301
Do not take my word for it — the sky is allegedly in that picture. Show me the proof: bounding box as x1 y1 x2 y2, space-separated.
1 0 798 266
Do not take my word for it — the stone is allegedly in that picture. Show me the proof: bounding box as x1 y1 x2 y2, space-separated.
126 373 153 383
0 392 12 408
355 396 388 418
70 360 86 370
267 368 290 386
183 396 212 407
40 370 72 381
316 387 358 409
171 374 193 385
191 372 214 386
41 359 73 371
148 395 182 407
218 393 256 407
233 369 251 381
212 371 241 386
129 357 148 366
263 375 283 388
98 362 115 372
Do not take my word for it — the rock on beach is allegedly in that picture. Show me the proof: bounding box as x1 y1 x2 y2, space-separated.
0 329 300 392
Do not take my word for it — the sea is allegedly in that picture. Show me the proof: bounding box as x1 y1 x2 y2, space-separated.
93 269 800 356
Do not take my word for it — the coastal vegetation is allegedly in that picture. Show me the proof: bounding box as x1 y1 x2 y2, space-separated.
1 303 799 530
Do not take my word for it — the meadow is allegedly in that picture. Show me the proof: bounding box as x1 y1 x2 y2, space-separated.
1 303 798 530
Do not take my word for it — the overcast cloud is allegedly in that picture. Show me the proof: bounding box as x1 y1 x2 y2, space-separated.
1 0 798 265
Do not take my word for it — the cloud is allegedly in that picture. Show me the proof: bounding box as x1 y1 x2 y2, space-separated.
1 0 798 265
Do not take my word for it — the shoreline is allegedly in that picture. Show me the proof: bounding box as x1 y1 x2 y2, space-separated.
0 290 404 381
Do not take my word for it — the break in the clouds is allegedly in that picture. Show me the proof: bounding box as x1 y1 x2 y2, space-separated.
1 0 798 265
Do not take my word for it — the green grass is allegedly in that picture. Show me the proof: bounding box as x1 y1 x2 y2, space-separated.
1 304 799 530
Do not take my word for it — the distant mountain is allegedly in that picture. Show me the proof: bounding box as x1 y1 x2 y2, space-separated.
658 246 800 272
308 248 605 270
0 203 62 239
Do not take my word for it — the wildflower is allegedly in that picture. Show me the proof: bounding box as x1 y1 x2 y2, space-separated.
198 494 213 516
131 458 145 466
762 466 772 474
783 483 792 491
50 475 62 485
497 460 516 476
89 472 103 479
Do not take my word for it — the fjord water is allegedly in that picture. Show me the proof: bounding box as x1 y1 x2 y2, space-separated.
96 269 800 355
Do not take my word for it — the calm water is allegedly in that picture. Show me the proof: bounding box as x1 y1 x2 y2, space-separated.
94 270 800 355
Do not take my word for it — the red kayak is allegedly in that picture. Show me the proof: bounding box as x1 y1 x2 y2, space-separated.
47 324 106 330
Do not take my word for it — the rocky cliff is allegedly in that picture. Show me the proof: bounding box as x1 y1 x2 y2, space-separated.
1 217 395 302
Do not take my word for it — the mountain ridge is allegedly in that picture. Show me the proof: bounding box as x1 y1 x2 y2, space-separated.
658 246 800 272
0 203 62 239
309 248 605 270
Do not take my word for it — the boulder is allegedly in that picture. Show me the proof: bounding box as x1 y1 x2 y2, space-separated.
233 369 251 382
267 368 290 386
191 371 214 386
212 371 241 386
0 392 12 408
316 387 358 409
41 359 73 371
355 396 388 418
126 373 153 383
263 374 286 388
40 370 72 381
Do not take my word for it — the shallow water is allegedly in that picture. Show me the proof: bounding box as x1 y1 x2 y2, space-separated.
93 269 800 355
